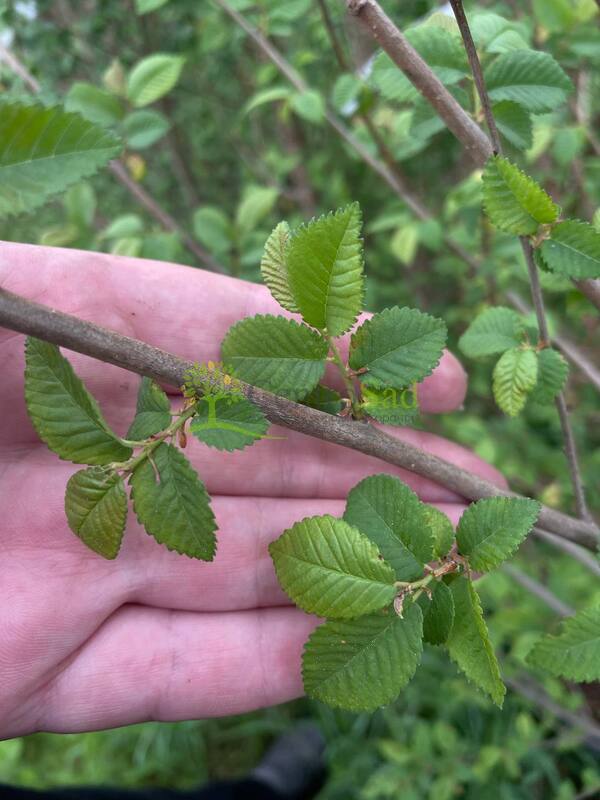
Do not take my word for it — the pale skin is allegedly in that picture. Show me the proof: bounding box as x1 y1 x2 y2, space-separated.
0 242 507 739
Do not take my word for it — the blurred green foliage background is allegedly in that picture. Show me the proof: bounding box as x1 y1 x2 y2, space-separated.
1 0 599 797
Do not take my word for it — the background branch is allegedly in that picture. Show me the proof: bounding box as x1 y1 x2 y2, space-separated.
0 287 597 551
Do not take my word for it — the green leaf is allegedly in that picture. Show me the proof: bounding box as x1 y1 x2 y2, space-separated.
191 395 269 452
236 186 278 237
64 182 96 229
421 581 455 646
359 384 419 427
126 377 171 440
260 221 299 312
484 50 572 113
390 224 419 266
270 515 396 619
540 219 600 279
244 86 291 115
492 346 538 416
492 101 533 150
102 213 144 239
456 497 540 571
372 27 467 103
423 505 454 559
193 206 231 256
331 74 361 113
459 306 524 359
25 338 131 465
290 90 325 124
65 82 124 126
344 474 434 581
527 606 600 682
446 577 505 707
287 203 364 337
130 442 216 560
349 307 447 389
122 109 169 149
300 385 344 415
482 156 559 235
135 0 169 13
221 315 328 400
302 604 423 712
65 467 128 559
127 53 185 107
0 102 121 218
530 348 569 404
487 29 530 54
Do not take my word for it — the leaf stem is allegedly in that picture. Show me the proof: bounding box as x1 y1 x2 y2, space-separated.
326 334 361 415
112 406 196 475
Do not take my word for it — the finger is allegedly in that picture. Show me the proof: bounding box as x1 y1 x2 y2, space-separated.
35 604 318 734
121 497 467 612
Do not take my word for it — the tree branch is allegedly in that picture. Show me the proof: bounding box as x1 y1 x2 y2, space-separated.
0 287 597 551
345 0 492 164
449 0 502 153
502 564 574 617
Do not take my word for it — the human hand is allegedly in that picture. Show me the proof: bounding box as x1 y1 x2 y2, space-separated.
0 243 506 738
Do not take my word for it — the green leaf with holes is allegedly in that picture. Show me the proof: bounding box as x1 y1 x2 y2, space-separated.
456 497 540 571
492 346 538 416
540 220 600 279
483 156 559 235
25 338 131 465
302 603 423 712
349 307 447 388
130 442 216 560
287 203 364 337
269 515 396 619
65 467 128 559
190 395 269 452
221 315 328 400
446 577 505 707
527 606 600 682
344 475 434 581
127 377 171 440
459 306 525 359
0 102 121 218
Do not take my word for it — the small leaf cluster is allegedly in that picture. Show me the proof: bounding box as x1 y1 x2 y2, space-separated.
24 340 269 560
483 155 600 280
370 17 573 156
459 306 568 416
221 203 447 424
269 473 541 712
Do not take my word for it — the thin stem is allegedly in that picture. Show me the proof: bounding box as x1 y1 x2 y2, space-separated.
448 2 594 524
326 335 361 412
521 240 592 520
316 0 350 70
502 564 574 617
346 0 492 164
532 527 600 578
1 286 597 550
115 405 196 473
449 0 502 153
506 291 600 394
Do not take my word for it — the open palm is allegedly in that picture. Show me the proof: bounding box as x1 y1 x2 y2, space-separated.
0 242 506 738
